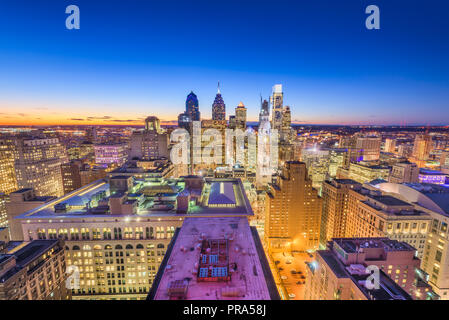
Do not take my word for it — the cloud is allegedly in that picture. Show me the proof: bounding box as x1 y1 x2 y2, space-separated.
87 116 113 120
69 118 85 121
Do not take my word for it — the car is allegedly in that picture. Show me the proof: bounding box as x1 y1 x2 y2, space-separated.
274 260 281 265
297 271 303 274
290 270 297 274
288 293 296 299
296 281 302 285
300 275 306 279
281 275 288 280
278 267 284 271
286 260 292 264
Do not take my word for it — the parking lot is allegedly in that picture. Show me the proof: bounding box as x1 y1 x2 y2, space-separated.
271 251 314 300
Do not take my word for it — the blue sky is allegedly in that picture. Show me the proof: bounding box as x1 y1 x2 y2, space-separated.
0 0 448 125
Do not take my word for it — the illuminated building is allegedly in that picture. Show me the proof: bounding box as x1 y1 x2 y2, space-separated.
0 195 8 228
398 143 414 159
94 143 128 166
10 177 256 300
148 179 278 300
411 134 433 167
338 161 390 184
389 161 419 184
301 148 330 193
256 99 274 188
320 179 361 247
211 82 226 121
0 138 18 195
234 102 247 130
328 148 347 179
384 138 397 153
62 160 106 194
418 169 447 185
14 137 68 198
0 239 71 300
129 117 169 161
185 91 200 122
375 182 449 298
265 161 322 252
342 134 381 162
345 191 430 258
270 84 283 133
305 238 438 300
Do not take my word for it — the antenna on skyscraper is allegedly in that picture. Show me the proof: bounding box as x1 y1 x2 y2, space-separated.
217 81 221 94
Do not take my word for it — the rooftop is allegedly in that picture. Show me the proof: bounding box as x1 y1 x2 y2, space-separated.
149 217 277 300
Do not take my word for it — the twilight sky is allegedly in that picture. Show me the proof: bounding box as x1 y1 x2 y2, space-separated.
0 0 448 126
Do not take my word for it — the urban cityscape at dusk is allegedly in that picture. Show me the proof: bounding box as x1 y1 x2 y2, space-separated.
0 0 449 312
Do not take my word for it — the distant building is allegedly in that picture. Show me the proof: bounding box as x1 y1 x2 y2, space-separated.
418 169 447 185
62 160 106 194
0 138 18 195
211 82 226 121
384 138 397 153
389 162 419 184
0 239 70 300
411 134 433 167
13 137 68 198
94 143 128 166
129 116 169 161
185 91 200 122
234 102 247 130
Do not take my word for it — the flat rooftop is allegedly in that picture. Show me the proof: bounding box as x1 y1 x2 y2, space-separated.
15 178 253 221
333 238 416 254
369 195 411 207
149 217 277 300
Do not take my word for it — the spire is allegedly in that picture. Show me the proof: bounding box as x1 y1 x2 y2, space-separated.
217 81 221 94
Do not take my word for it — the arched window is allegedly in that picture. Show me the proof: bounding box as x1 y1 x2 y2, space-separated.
136 244 144 249
72 245 80 251
93 245 102 250
157 244 165 249
125 244 133 250
104 244 112 250
115 245 123 250
82 244 91 251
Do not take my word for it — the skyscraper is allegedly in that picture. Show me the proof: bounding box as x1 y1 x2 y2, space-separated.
235 101 247 130
265 161 322 252
270 84 283 132
130 116 169 160
14 137 68 198
0 138 18 195
185 91 200 121
412 133 433 167
211 82 226 121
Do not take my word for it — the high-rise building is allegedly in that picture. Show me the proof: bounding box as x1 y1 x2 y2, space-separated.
256 99 274 188
320 179 361 247
389 161 419 184
211 82 226 121
14 137 68 198
235 102 247 130
0 138 18 195
270 84 283 132
384 138 397 153
305 238 438 300
185 91 200 122
341 134 382 162
345 192 430 258
265 161 322 252
129 116 169 161
411 134 433 167
0 239 71 300
94 143 128 166
62 160 106 194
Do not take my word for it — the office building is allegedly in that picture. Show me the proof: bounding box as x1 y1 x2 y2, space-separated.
129 117 169 161
305 238 437 300
94 143 128 166
14 137 68 198
265 161 322 252
0 138 18 195
211 83 226 121
0 239 70 300
234 102 247 130
389 161 419 184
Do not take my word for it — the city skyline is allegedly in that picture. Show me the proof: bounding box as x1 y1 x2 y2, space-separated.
0 0 448 126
